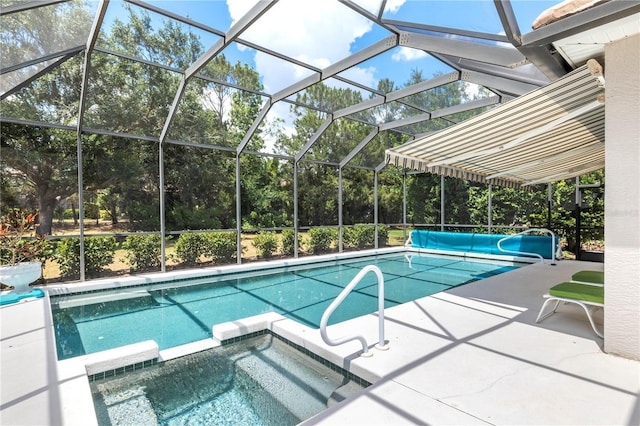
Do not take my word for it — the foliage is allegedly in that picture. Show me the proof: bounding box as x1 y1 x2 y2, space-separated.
168 205 222 231
407 173 441 225
98 190 122 224
0 209 51 265
378 225 389 245
307 228 337 254
54 237 116 277
343 225 375 249
276 83 374 227
126 201 160 231
342 225 388 249
378 172 404 224
281 229 296 256
205 232 240 264
121 234 161 271
252 231 279 258
241 157 293 229
0 124 80 236
56 209 76 221
342 169 373 225
84 203 100 222
173 233 208 265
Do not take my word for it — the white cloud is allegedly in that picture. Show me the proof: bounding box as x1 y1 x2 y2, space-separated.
463 82 480 100
227 0 374 93
383 0 406 14
338 66 378 92
350 0 406 15
391 46 428 62
226 0 385 143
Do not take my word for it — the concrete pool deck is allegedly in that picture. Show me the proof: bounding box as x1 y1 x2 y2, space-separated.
1 259 638 425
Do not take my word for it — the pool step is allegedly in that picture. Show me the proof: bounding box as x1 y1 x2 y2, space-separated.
327 381 365 407
52 289 153 309
233 336 364 421
92 383 159 426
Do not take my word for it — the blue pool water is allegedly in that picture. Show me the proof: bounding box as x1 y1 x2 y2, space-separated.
51 252 521 360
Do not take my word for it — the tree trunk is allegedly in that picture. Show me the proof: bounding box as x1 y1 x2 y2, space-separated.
71 202 78 226
37 195 57 236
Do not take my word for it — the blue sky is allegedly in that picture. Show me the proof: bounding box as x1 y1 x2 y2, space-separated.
104 0 559 93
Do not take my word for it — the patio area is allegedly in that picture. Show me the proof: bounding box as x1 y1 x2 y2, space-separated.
1 258 638 425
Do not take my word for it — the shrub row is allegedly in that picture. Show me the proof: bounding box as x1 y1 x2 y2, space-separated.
343 224 388 249
53 235 162 278
248 230 296 258
172 232 238 265
48 232 237 278
252 225 389 257
54 237 117 278
45 226 388 278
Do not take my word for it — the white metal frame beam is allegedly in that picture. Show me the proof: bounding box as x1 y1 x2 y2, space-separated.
296 71 461 162
1 52 80 100
461 69 541 97
159 0 276 143
272 35 398 103
399 31 526 68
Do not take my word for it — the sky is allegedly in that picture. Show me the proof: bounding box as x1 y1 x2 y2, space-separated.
132 0 558 94
102 0 560 150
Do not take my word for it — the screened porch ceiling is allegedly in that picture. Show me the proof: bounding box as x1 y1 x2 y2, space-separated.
2 0 639 186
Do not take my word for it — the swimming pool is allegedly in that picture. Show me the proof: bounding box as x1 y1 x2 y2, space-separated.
51 252 522 360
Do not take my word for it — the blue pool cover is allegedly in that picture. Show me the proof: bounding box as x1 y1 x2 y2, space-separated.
411 230 557 259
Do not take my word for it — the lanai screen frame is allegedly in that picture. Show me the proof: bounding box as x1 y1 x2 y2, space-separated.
1 0 630 280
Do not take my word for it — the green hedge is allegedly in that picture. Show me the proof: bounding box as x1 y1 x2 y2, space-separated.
307 228 336 254
343 224 388 249
54 236 116 277
121 234 161 271
174 233 208 265
281 229 295 256
205 232 239 263
252 231 278 258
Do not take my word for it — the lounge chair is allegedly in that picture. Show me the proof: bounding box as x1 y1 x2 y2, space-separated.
535 281 604 338
571 270 604 286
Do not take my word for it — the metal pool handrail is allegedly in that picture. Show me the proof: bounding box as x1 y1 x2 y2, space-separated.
497 228 557 265
319 265 389 357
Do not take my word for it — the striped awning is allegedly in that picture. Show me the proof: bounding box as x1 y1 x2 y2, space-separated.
385 59 605 188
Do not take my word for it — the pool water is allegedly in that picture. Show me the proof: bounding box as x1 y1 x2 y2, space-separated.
52 252 520 360
91 333 367 426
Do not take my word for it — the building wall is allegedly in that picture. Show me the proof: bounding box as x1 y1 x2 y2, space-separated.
604 33 640 360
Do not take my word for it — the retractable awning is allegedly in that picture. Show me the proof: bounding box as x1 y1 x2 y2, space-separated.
385 59 605 188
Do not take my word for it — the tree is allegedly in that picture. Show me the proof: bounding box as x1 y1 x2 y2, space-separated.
241 156 293 229
0 123 78 236
276 83 374 226
1 3 90 235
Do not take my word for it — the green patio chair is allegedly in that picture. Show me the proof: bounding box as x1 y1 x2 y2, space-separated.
571 270 604 286
535 281 604 338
